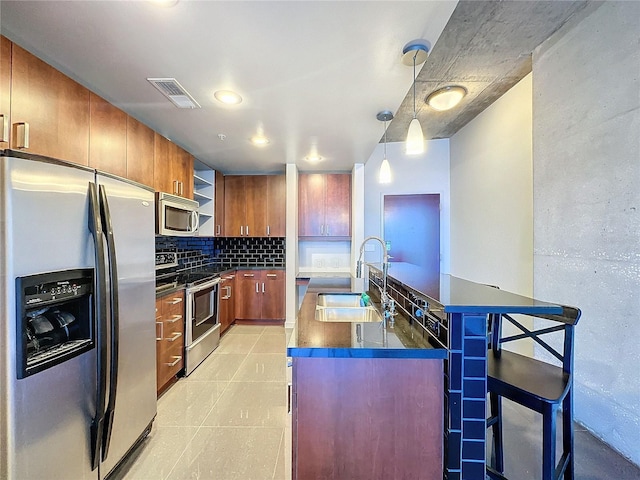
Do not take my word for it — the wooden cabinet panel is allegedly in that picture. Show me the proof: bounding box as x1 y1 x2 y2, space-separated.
245 175 268 237
219 273 236 333
261 270 285 320
154 133 193 198
298 173 351 237
175 146 193 199
224 175 246 237
235 270 262 320
156 290 185 394
154 132 172 193
10 43 90 165
267 175 286 237
89 92 126 177
126 116 155 187
235 269 285 321
1 36 11 149
214 170 225 236
324 174 351 237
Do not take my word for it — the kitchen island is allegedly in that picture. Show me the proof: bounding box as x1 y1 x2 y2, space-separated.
288 264 562 480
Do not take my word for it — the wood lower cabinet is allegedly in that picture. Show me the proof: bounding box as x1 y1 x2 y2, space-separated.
10 42 90 165
292 357 444 480
218 273 236 333
154 132 194 199
1 36 11 149
89 92 126 177
156 290 185 394
235 269 285 321
298 173 351 237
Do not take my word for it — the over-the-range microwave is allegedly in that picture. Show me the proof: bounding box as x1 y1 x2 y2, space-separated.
156 192 199 236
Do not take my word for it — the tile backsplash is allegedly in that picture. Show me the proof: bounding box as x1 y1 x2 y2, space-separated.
155 236 285 270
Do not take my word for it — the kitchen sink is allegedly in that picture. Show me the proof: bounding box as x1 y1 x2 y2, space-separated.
315 293 382 323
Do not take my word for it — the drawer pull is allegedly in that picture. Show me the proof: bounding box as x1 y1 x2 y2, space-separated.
169 297 183 305
266 274 277 278
167 314 182 324
166 356 181 367
167 332 183 342
156 321 163 341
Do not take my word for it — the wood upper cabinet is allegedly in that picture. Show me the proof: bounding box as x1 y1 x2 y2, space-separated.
224 175 285 237
10 42 90 165
214 170 225 237
89 92 126 177
126 116 155 188
154 132 193 199
298 173 351 237
267 174 286 237
235 269 285 321
1 36 11 150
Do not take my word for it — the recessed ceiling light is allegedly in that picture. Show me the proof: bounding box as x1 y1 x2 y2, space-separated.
149 0 179 7
426 86 467 111
214 90 242 105
305 155 323 163
250 135 270 147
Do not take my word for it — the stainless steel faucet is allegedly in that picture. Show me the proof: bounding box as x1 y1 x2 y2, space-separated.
356 236 396 326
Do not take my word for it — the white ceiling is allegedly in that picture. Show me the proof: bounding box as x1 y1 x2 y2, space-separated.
0 0 458 174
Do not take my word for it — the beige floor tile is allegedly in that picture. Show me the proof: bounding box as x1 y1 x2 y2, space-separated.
272 427 292 480
226 324 266 335
165 426 283 480
233 353 286 382
251 333 287 354
215 333 261 354
202 381 288 428
185 353 247 382
121 425 199 480
156 381 228 427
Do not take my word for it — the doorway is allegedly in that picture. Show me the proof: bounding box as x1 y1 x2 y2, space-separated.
383 194 440 273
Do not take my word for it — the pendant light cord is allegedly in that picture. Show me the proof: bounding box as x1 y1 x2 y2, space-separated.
383 119 388 157
412 50 418 120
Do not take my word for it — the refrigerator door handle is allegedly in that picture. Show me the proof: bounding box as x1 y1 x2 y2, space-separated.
88 182 108 471
98 184 120 462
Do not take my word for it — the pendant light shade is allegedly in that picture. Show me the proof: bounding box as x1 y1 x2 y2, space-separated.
406 118 424 155
376 110 394 184
402 41 429 156
379 158 391 184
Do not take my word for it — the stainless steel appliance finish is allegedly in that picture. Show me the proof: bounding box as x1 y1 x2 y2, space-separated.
0 151 157 480
184 276 221 376
156 191 199 236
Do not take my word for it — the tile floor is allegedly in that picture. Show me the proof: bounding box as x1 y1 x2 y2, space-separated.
120 324 640 480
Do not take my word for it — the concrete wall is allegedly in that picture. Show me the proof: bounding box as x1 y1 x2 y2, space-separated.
532 2 640 464
362 139 450 273
449 74 533 298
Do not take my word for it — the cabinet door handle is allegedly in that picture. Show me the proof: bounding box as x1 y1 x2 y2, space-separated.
287 383 292 415
13 122 29 149
326 224 330 235
262 282 265 293
167 331 183 342
0 114 8 142
169 297 183 305
320 224 324 235
156 321 163 341
173 180 179 195
255 282 259 293
240 225 244 236
179 181 184 196
246 225 249 236
166 356 182 367
267 225 270 236
216 225 221 236
167 314 182 324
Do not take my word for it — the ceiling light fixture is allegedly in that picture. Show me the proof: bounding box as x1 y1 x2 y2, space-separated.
250 134 270 147
377 110 393 184
426 86 467 111
149 0 179 7
214 90 242 105
402 41 429 155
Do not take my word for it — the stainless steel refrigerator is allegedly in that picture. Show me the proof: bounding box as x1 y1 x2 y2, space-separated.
0 151 157 479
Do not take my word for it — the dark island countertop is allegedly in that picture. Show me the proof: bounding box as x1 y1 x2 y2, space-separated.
287 274 447 359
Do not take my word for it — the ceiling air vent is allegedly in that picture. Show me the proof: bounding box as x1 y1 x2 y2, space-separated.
147 78 201 109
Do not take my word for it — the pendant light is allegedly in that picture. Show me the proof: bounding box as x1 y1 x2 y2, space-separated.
402 41 429 155
377 111 393 184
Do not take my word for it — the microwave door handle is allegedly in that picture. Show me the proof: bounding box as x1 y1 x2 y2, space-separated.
98 185 119 462
88 182 108 471
190 210 199 232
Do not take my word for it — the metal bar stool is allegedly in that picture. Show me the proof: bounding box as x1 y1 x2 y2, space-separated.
486 305 581 480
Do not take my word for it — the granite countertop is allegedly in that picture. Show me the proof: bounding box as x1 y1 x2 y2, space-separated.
287 275 447 359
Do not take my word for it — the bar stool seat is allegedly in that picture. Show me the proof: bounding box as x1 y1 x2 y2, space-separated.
486 306 581 480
